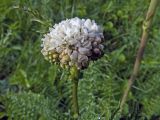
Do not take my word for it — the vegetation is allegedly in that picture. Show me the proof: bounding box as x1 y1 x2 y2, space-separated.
0 0 160 119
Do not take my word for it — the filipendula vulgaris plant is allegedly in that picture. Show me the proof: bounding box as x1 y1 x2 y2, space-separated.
41 17 104 119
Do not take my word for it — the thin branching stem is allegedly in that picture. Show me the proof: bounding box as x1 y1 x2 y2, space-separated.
120 0 159 112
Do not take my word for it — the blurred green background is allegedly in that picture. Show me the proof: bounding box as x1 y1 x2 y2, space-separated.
0 0 160 119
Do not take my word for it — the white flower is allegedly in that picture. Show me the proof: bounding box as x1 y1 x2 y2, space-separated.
41 17 104 69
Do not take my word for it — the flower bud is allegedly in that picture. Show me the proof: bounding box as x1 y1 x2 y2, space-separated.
95 37 102 44
93 48 101 55
70 51 78 62
78 47 90 55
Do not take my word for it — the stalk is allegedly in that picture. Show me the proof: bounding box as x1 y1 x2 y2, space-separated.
70 66 79 119
120 0 159 112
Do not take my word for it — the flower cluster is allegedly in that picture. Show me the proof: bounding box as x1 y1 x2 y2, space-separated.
41 17 104 69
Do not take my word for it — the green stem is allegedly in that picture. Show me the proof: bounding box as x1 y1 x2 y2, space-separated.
72 77 79 119
70 66 79 119
120 0 159 112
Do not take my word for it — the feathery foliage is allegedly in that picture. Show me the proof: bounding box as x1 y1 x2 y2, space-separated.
0 0 160 119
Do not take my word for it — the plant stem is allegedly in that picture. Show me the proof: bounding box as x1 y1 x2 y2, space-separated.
120 0 159 112
70 66 79 119
72 77 79 119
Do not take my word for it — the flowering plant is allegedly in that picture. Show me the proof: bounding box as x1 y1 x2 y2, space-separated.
41 17 104 119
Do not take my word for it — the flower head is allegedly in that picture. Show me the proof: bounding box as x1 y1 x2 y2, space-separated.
41 17 104 69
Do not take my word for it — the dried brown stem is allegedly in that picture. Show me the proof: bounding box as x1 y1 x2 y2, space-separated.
120 0 159 112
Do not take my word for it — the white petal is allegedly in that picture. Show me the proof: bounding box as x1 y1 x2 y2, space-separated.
84 19 92 28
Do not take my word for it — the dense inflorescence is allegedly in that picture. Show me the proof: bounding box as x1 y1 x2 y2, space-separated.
41 17 104 69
